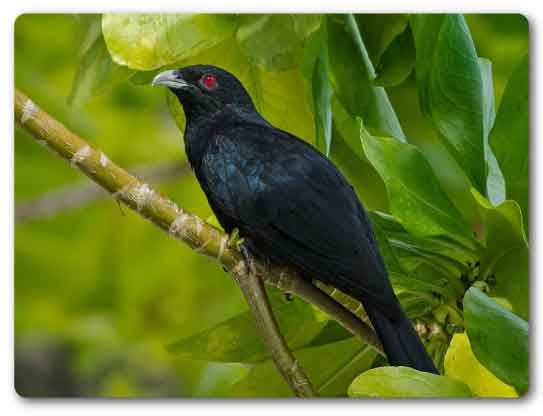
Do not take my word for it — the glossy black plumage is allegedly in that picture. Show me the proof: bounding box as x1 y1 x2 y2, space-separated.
154 65 438 374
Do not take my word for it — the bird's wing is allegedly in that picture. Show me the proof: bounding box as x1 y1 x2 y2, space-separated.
200 124 396 310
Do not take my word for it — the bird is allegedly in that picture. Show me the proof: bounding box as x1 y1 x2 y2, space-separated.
152 64 438 374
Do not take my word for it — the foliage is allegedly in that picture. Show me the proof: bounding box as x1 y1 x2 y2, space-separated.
15 13 529 397
444 333 517 397
463 288 528 394
489 54 529 232
348 366 472 398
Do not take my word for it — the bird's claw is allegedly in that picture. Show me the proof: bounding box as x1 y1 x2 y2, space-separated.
227 228 245 250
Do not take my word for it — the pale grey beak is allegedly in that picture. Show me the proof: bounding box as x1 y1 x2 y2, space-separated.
152 70 190 89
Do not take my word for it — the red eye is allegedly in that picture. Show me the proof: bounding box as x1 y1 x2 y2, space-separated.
201 74 217 90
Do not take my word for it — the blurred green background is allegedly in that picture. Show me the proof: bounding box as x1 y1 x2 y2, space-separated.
14 14 528 397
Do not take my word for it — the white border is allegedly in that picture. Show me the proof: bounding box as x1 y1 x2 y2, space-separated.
2 1 541 415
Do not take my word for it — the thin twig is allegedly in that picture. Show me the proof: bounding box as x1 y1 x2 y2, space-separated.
16 161 191 222
14 88 383 396
232 256 315 397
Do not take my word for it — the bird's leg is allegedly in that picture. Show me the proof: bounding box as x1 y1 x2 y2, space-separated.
227 227 245 250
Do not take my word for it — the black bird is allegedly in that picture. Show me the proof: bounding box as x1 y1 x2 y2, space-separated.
153 65 438 374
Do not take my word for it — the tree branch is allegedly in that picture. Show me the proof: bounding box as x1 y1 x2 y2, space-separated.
16 161 190 222
232 258 315 396
14 88 382 396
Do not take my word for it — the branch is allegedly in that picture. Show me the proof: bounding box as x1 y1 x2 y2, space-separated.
233 259 315 396
16 161 190 222
14 88 382 396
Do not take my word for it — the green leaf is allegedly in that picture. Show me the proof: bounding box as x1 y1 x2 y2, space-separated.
479 58 506 205
463 287 529 394
489 54 529 230
444 333 518 397
411 14 487 193
360 128 473 246
327 14 405 141
166 292 329 363
193 362 251 397
303 320 353 349
68 15 134 105
73 14 102 56
311 21 333 156
376 215 478 267
397 290 440 319
367 212 405 277
369 212 454 298
370 212 475 297
348 366 472 398
230 338 378 397
491 247 529 321
373 25 416 87
368 213 470 301
329 100 389 212
479 58 496 145
236 14 320 71
205 214 223 231
250 66 316 142
102 14 238 70
354 14 410 65
471 190 528 319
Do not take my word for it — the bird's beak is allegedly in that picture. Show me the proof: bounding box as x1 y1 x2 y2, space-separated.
152 70 190 89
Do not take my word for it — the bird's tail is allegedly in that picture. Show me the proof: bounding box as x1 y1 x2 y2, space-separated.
363 301 438 374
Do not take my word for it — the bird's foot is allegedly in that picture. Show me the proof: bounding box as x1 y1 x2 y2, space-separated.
227 228 245 250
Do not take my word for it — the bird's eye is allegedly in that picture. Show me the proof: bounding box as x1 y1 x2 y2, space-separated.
200 74 218 90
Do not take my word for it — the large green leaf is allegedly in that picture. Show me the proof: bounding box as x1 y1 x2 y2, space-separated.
444 333 518 397
479 58 506 205
360 128 473 246
102 14 238 70
311 20 333 156
236 14 320 71
302 320 352 349
373 25 416 87
489 54 529 230
411 14 487 193
229 338 377 397
327 14 405 141
348 366 472 398
329 108 388 212
463 287 529 394
249 66 316 141
166 291 329 363
354 14 410 66
68 15 134 105
471 190 528 319
491 247 529 321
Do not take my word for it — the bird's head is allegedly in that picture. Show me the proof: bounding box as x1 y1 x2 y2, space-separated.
152 65 256 119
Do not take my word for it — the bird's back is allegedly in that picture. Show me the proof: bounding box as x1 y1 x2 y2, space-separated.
192 114 401 319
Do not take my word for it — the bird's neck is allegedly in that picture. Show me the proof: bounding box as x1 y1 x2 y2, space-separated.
183 107 269 169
